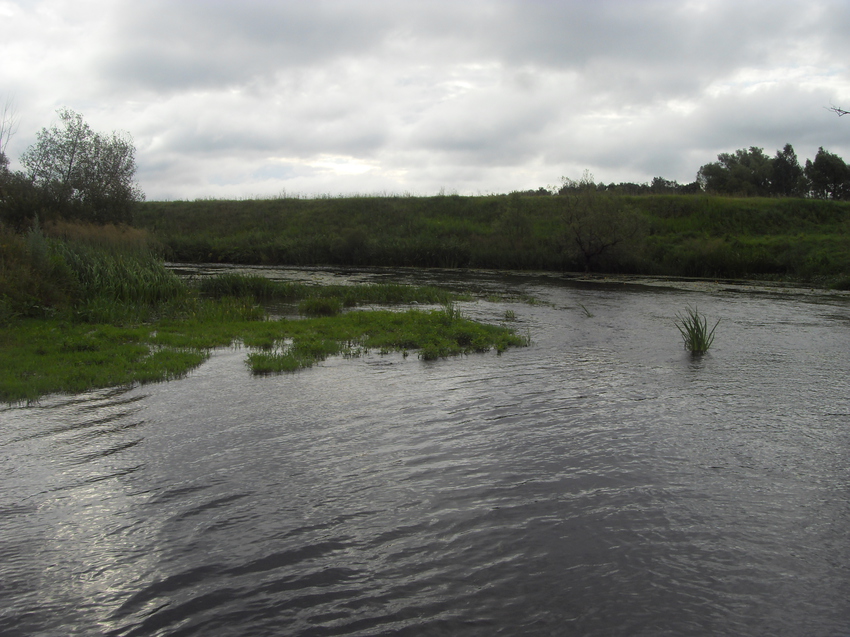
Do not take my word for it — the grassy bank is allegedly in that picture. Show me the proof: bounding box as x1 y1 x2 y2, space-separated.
1 224 528 404
135 194 850 284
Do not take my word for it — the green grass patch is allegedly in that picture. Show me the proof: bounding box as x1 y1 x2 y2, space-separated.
242 306 529 375
0 320 209 403
298 297 343 316
1 224 529 403
0 306 529 403
1 294 528 405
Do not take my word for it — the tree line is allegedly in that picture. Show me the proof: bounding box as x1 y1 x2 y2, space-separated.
525 144 850 201
2 105 850 235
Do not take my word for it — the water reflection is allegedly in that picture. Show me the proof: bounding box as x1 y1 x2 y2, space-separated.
1 269 850 636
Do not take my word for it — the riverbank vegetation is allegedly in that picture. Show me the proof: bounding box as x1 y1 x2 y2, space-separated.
134 190 850 285
0 223 527 404
1 110 848 284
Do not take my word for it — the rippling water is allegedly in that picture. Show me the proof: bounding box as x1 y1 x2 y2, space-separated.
2 269 850 636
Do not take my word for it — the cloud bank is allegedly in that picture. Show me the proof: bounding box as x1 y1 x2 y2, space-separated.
2 0 849 199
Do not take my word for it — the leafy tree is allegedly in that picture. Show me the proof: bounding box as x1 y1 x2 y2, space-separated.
770 143 806 197
650 176 679 194
697 146 773 196
804 147 850 200
19 108 142 224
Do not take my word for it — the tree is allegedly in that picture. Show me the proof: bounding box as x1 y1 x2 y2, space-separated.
770 143 806 197
19 108 142 224
0 96 17 170
559 175 645 272
697 146 773 196
804 147 850 200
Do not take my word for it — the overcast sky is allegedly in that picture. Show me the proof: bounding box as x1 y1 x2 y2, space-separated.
2 0 850 200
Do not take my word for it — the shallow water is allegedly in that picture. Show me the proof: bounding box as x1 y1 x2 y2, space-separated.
2 268 850 636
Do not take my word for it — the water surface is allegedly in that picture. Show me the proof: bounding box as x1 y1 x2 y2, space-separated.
2 268 849 636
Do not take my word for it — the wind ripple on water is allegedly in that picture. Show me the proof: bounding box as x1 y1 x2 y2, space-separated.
1 272 850 635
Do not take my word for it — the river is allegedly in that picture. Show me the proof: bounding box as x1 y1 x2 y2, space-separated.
2 267 849 636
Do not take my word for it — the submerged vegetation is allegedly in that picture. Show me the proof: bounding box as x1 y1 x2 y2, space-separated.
0 222 528 404
675 307 720 354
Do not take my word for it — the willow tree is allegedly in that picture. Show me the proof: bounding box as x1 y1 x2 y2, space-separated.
20 108 143 224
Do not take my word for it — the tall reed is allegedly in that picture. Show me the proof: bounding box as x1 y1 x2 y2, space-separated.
57 242 186 305
675 306 719 354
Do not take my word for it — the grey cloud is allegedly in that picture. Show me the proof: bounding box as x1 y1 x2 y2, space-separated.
7 0 850 198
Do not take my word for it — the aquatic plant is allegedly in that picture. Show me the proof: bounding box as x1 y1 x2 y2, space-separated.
298 297 343 316
441 301 464 323
675 306 719 354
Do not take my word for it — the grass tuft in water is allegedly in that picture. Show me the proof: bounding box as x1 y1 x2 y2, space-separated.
298 297 343 316
675 306 719 354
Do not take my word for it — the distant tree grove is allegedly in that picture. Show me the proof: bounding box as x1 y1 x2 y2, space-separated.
546 144 850 201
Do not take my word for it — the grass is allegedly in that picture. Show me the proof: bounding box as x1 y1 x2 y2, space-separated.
0 320 208 402
134 193 850 283
0 306 529 402
0 225 529 403
675 306 720 354
244 306 528 373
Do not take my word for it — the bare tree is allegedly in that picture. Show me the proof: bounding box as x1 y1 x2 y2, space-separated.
0 95 18 168
559 184 645 272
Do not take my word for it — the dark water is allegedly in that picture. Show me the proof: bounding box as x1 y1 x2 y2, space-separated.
2 268 850 636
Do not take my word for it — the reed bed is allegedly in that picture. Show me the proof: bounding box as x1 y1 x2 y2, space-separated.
58 243 186 305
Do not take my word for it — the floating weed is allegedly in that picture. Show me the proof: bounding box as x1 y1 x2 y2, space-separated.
578 303 593 317
675 306 719 354
504 309 516 321
2 253 530 398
